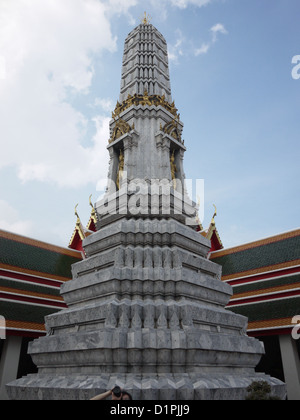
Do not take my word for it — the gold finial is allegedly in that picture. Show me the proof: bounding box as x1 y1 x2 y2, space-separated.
75 204 80 219
69 204 86 246
141 11 151 25
89 194 93 209
89 194 98 224
75 204 84 232
211 204 217 225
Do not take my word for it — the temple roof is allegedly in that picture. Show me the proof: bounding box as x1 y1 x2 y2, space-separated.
0 229 81 281
0 229 82 336
68 197 97 253
197 205 223 252
210 228 300 336
210 229 300 281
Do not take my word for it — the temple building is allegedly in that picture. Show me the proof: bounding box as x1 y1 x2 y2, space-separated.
0 229 82 399
210 228 300 400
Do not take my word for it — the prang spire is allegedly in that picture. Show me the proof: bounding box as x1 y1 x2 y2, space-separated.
119 23 172 103
103 21 188 223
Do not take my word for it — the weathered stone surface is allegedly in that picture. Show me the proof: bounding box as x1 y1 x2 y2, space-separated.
7 373 285 401
7 22 286 400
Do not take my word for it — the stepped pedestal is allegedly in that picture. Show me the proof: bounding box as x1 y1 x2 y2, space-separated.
7 218 285 400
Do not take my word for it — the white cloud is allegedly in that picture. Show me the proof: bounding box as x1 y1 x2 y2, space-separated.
195 23 228 56
150 0 213 22
0 0 135 188
169 22 228 62
195 43 210 56
105 0 138 14
168 30 185 63
0 200 33 236
211 23 228 42
0 56 6 80
169 0 212 9
93 98 115 113
211 23 228 34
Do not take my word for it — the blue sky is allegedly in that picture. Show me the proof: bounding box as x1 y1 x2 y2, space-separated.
0 0 299 249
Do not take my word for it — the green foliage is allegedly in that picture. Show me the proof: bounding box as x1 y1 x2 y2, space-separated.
245 381 281 401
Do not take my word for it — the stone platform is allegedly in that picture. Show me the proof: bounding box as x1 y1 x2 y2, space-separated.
7 218 286 400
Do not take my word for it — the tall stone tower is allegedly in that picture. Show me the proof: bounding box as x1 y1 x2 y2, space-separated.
100 21 191 223
7 21 285 400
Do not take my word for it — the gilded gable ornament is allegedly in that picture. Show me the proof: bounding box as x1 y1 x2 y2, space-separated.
109 118 132 144
163 118 182 142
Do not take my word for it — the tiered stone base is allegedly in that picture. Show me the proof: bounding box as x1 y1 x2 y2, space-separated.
7 218 286 400
7 373 285 400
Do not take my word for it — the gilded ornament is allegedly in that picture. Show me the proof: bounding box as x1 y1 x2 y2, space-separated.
89 194 98 224
109 118 132 144
141 12 152 25
116 150 124 191
111 94 179 125
162 118 182 142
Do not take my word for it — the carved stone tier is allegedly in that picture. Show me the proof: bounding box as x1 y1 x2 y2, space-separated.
7 218 286 400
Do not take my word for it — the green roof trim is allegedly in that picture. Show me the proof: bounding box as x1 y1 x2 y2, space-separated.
0 277 61 298
0 300 58 325
211 235 300 277
228 297 300 323
233 274 300 295
0 236 81 278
